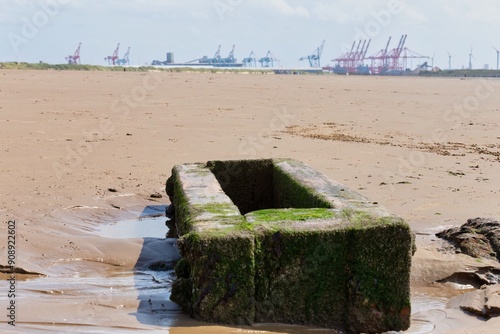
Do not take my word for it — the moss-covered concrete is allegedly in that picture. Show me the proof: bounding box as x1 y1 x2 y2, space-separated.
346 223 412 332
169 163 242 236
207 159 275 215
254 228 350 328
167 158 413 333
172 231 255 325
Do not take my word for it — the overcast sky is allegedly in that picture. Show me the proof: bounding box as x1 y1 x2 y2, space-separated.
1 0 499 70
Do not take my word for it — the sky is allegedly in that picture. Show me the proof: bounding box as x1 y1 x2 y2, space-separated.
1 0 499 70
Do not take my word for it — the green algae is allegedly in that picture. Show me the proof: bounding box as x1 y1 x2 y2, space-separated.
249 208 336 222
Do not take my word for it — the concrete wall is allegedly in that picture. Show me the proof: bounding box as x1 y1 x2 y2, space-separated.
168 158 413 333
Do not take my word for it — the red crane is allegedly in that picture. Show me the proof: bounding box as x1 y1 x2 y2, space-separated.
105 43 120 65
368 35 426 74
387 34 407 71
332 39 371 74
368 36 392 74
66 42 81 65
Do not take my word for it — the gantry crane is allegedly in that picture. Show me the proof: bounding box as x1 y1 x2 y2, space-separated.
220 45 236 64
116 46 131 66
299 40 325 67
66 42 81 65
242 51 257 67
332 39 371 74
105 43 120 65
259 51 277 67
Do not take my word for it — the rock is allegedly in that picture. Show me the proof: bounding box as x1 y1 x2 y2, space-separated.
485 285 500 316
107 188 118 193
453 289 486 317
436 218 500 260
460 290 486 316
165 204 175 218
165 204 177 238
150 192 162 199
448 284 500 318
438 267 500 288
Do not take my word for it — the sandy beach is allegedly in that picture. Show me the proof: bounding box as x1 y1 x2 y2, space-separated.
1 69 499 333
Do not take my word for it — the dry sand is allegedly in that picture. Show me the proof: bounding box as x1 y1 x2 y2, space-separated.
0 69 499 333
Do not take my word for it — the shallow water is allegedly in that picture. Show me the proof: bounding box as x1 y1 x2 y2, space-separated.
96 216 168 239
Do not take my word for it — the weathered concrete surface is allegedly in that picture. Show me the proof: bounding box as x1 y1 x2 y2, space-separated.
168 158 413 333
436 218 500 261
168 163 243 236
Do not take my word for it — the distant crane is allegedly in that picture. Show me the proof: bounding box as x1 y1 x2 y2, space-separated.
221 45 236 64
242 51 257 67
213 45 222 63
227 45 235 61
198 45 223 65
116 46 131 66
66 42 81 65
259 51 277 68
368 36 392 74
388 34 407 70
332 39 371 74
105 43 120 65
299 40 325 68
493 46 499 70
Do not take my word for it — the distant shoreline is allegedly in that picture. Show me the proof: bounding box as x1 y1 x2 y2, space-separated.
1 62 500 78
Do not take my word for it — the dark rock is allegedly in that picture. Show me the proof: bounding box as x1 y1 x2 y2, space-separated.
165 204 175 218
148 260 174 271
107 188 118 192
165 217 177 238
165 175 175 200
150 192 162 199
436 218 500 261
165 204 177 237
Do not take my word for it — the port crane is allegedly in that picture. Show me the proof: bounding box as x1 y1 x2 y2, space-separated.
242 51 257 67
116 46 131 66
220 45 236 64
105 43 120 65
196 45 224 64
213 45 222 62
368 36 392 74
66 42 81 65
331 39 371 74
259 51 277 67
299 40 325 67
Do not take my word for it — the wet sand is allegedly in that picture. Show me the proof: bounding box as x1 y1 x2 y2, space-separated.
0 70 499 333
